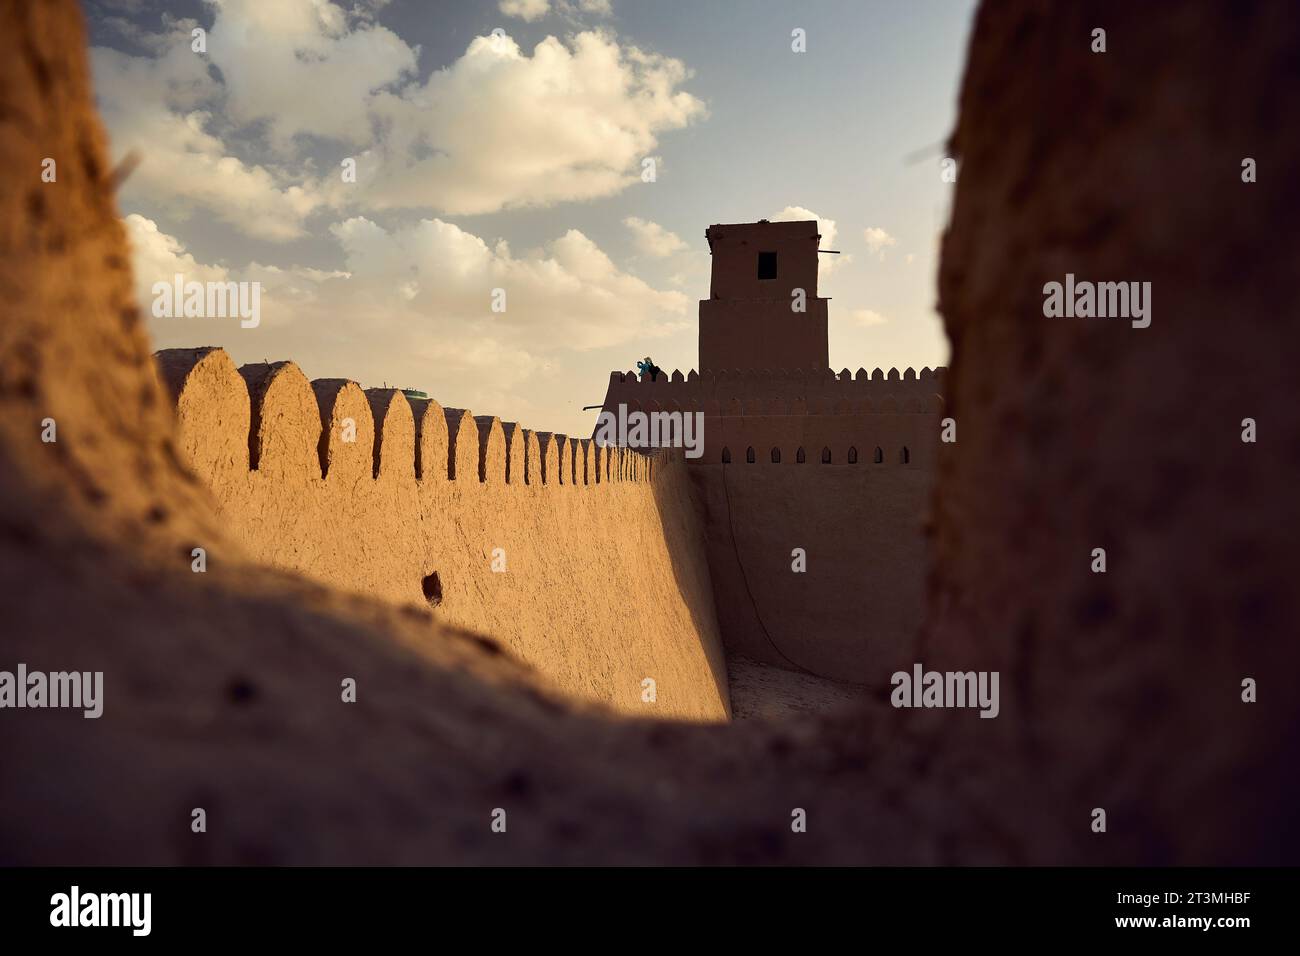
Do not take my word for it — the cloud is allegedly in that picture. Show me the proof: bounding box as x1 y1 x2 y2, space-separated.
126 214 687 430
203 0 418 152
93 7 705 234
358 31 706 215
99 3 701 432
500 0 613 19
125 213 230 295
863 226 897 260
623 217 686 257
327 217 689 350
850 309 888 327
124 214 347 336
500 0 550 20
91 40 325 241
772 206 850 278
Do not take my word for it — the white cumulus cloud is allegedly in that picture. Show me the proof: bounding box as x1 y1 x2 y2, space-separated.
327 217 689 350
501 0 613 19
358 31 706 215
863 226 897 260
126 215 687 431
124 214 347 344
204 0 418 152
850 308 888 327
92 43 325 242
500 0 551 21
125 212 230 294
623 217 687 257
772 206 850 279
92 6 705 235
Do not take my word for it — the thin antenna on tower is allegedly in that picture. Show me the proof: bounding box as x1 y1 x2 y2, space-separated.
903 137 948 166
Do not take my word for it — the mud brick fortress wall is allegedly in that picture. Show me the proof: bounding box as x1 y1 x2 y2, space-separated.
158 219 945 710
154 347 730 720
597 221 947 681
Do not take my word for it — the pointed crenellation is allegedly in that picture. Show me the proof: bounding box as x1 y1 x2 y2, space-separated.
408 396 447 483
154 349 678 493
311 379 374 483
155 347 249 484
554 435 570 485
522 429 541 486
500 422 525 485
365 388 415 482
160 347 940 490
238 361 319 480
474 416 506 484
443 408 478 482
535 431 557 485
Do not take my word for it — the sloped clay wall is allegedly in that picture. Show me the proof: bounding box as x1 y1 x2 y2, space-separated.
691 410 940 682
155 348 729 721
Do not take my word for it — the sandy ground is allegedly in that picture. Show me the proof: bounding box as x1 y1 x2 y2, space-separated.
727 656 869 721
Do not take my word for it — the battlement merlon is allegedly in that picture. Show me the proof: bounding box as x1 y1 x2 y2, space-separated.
596 366 948 416
154 347 664 489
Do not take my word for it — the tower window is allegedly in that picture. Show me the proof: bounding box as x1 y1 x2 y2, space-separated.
757 251 777 280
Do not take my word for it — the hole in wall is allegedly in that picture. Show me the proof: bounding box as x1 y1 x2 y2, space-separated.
422 571 443 608
226 677 258 705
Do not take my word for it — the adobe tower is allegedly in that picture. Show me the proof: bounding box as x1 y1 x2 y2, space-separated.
596 218 946 683
699 219 829 372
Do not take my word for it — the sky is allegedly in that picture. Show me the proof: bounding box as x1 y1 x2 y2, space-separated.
85 0 977 436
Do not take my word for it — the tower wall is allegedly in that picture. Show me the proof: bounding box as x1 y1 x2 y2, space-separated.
595 363 946 681
700 298 828 373
699 220 829 371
